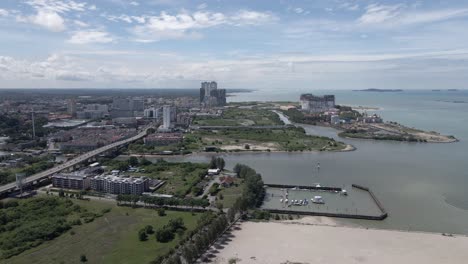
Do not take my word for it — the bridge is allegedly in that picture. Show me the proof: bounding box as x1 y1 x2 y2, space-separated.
0 126 153 196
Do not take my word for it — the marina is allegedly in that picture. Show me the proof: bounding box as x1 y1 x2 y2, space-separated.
262 184 386 220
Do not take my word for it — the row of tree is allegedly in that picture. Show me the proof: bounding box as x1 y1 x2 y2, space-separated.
157 164 264 264
116 194 210 208
209 157 225 170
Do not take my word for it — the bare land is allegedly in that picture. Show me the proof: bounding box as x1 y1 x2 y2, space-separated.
211 218 468 264
339 122 458 143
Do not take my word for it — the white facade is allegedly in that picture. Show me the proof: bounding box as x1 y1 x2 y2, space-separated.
163 105 171 129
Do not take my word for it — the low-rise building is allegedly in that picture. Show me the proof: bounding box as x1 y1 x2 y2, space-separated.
52 173 90 190
90 175 149 195
219 176 234 187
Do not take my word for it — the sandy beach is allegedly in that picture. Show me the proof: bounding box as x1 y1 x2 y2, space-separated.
211 217 468 264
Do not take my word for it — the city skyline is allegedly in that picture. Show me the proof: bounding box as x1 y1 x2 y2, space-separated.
1 0 468 90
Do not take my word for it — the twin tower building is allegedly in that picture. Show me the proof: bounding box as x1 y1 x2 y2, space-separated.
200 81 226 107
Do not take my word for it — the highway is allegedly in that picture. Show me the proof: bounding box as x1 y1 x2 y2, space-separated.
0 126 151 195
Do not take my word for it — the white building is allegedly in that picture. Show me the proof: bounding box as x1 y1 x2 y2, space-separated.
300 94 335 113
163 105 171 129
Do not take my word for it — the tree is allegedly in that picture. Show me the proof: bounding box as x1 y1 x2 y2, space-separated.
128 156 139 167
158 208 166 216
80 254 88 262
156 227 175 243
58 189 65 197
139 229 148 241
145 225 154 234
140 157 152 166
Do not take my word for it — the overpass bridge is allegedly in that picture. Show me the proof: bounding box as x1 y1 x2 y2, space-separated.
0 126 152 196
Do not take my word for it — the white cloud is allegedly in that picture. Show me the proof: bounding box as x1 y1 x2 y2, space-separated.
129 1 139 6
339 2 359 11
358 4 403 25
29 10 66 32
0 9 9 17
294 8 304 14
17 0 92 32
197 3 207 10
25 0 88 13
358 4 468 27
2 49 468 89
74 20 89 27
230 10 277 25
131 10 276 42
68 30 114 44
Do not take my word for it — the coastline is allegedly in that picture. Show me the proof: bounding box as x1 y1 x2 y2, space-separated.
123 144 356 158
211 218 468 264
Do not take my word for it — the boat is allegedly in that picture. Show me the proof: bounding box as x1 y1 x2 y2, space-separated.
341 189 348 195
312 196 325 204
280 199 283 202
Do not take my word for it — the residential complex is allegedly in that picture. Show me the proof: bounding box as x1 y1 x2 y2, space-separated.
300 94 335 113
200 81 227 107
52 173 90 190
90 175 149 195
110 98 145 118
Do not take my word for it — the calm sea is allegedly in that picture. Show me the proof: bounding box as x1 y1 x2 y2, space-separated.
163 89 468 234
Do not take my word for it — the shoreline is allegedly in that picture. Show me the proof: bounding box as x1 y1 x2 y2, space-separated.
122 145 356 158
211 218 468 264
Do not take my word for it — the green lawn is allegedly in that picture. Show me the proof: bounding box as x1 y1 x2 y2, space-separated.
8 199 202 264
192 127 347 152
140 161 209 197
193 107 284 127
217 178 244 208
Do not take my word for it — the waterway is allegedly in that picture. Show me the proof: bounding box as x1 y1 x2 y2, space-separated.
140 89 468 235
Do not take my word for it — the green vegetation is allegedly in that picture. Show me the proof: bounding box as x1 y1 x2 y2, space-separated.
155 217 186 243
7 199 203 264
0 113 49 142
142 160 209 197
339 130 425 142
162 164 265 264
0 155 55 184
0 197 106 260
193 107 284 126
216 177 244 208
281 108 328 125
209 156 225 170
191 126 346 152
102 158 210 198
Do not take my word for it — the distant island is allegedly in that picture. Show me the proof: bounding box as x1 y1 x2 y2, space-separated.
353 88 403 92
447 89 458 92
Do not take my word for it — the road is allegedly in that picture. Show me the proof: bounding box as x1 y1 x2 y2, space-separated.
0 126 151 195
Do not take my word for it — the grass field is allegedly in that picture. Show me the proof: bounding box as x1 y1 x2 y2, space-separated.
193 107 284 127
217 178 243 208
139 161 208 197
8 199 203 264
191 127 347 152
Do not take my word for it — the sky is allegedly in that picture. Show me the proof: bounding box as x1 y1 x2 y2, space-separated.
0 0 468 90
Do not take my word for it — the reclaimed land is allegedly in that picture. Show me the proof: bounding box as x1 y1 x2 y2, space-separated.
282 108 457 143
7 198 203 264
192 106 284 127
339 122 458 143
188 126 348 152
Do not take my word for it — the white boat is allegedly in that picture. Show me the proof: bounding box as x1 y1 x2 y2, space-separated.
341 189 348 195
312 196 325 204
280 199 283 202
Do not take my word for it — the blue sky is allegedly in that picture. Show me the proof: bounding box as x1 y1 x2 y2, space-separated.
1 0 468 90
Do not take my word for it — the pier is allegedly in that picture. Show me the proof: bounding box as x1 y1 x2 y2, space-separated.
262 184 388 221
